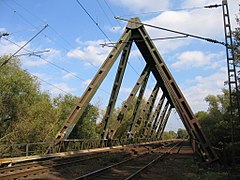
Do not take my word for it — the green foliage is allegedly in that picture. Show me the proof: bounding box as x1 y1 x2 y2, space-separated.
162 131 177 140
0 55 47 142
177 128 189 139
69 104 100 140
196 89 231 146
0 55 100 148
114 97 147 139
233 5 240 63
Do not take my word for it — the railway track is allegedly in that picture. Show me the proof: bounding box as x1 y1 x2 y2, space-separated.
0 140 184 179
0 151 113 180
74 140 183 180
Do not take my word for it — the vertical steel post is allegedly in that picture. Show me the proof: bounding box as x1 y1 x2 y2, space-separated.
222 0 240 164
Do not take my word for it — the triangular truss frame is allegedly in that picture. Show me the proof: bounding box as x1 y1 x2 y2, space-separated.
46 18 218 163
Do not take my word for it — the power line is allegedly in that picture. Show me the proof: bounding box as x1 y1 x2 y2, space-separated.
100 35 188 47
120 4 222 17
6 0 100 69
103 0 122 27
96 0 114 28
32 74 70 95
2 38 115 98
0 24 48 68
76 0 112 42
75 0 155 95
115 16 226 46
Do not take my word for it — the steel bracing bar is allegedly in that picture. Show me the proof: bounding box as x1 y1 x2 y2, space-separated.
155 102 170 139
128 68 150 138
108 65 150 139
134 83 159 138
158 106 173 139
129 18 218 162
148 94 165 138
101 41 133 140
142 84 160 138
45 28 132 153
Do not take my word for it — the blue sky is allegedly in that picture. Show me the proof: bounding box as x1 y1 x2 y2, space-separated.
0 0 239 132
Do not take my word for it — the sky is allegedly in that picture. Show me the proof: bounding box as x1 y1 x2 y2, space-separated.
0 0 239 132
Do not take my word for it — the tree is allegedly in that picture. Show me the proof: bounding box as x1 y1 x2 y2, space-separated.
177 128 188 139
0 56 58 144
196 89 231 145
162 131 177 140
69 104 99 139
233 5 240 63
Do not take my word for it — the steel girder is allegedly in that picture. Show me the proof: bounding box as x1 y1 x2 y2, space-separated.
48 17 218 163
155 102 170 138
148 94 165 138
128 67 150 138
128 18 218 162
45 28 132 153
141 83 160 138
157 105 172 139
108 65 150 139
101 41 133 140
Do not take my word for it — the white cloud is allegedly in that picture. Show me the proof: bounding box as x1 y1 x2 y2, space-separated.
0 27 6 32
0 38 28 55
51 83 76 95
67 39 111 66
109 26 122 33
120 87 132 94
183 68 227 112
62 72 77 80
171 51 225 70
82 79 91 87
32 72 52 81
110 0 169 13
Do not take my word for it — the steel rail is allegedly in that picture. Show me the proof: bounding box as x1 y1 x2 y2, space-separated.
73 140 183 180
0 152 110 179
125 140 183 180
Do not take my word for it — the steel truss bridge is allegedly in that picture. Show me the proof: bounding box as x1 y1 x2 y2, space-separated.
43 16 223 163
2 0 239 167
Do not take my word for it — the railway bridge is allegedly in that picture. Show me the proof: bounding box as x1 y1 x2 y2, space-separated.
1 1 239 178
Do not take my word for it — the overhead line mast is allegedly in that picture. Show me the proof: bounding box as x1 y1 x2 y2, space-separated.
222 0 240 165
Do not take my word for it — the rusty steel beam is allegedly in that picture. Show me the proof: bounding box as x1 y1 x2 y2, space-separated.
155 101 170 138
45 28 132 154
128 18 218 162
142 84 160 138
108 65 150 139
49 17 218 163
148 94 165 138
128 69 150 138
158 106 173 139
101 41 133 140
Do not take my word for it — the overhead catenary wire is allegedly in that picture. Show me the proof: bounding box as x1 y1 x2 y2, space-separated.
2 37 112 97
115 16 227 46
74 0 156 93
120 4 222 17
2 1 122 102
96 0 114 28
100 35 188 47
0 24 48 68
6 0 100 69
76 0 112 42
